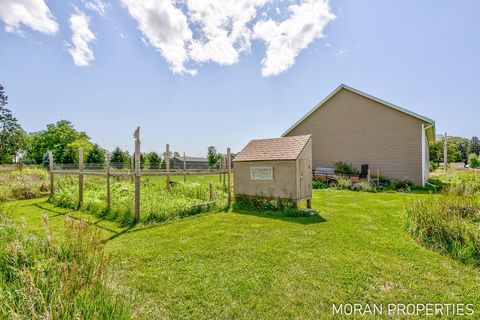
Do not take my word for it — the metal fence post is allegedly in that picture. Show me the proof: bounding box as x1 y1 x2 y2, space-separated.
134 127 141 222
48 151 54 196
78 147 84 208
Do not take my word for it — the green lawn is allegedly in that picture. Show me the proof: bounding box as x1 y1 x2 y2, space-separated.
6 190 480 319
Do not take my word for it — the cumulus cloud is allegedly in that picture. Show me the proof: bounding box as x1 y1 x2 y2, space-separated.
0 0 58 35
121 0 195 75
253 0 335 76
84 0 107 16
121 0 335 76
67 10 96 66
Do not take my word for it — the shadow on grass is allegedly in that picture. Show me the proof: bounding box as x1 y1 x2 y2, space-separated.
233 209 327 225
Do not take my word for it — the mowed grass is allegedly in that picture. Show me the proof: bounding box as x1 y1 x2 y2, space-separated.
7 190 480 319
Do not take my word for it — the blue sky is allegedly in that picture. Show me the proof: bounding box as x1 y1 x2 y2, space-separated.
1 0 479 156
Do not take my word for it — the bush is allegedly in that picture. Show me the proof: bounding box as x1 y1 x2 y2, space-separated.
406 195 480 266
0 167 49 201
356 180 377 192
234 197 317 217
447 174 480 196
388 179 412 192
430 161 439 171
0 207 131 318
312 177 329 189
334 162 359 175
335 177 353 190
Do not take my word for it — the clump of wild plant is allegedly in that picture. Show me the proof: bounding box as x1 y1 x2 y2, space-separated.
335 177 353 190
447 174 480 196
0 208 131 319
405 195 480 266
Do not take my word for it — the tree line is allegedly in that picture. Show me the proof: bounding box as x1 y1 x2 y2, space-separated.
430 136 480 170
0 84 227 168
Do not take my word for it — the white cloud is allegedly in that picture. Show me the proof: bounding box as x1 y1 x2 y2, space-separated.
0 0 58 35
120 0 334 76
253 0 335 76
187 0 269 65
84 0 107 16
67 10 96 66
121 0 196 75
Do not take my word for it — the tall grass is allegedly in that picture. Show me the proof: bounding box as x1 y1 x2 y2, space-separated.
447 173 480 196
0 203 131 319
406 195 480 265
50 175 228 225
0 167 49 201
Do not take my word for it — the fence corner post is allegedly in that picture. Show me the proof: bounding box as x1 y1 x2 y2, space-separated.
48 151 54 197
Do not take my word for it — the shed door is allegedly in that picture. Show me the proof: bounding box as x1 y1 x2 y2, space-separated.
299 158 312 198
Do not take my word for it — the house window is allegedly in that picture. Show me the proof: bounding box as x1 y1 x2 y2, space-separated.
250 166 273 181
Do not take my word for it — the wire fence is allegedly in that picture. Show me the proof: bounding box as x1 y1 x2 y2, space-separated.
47 140 232 225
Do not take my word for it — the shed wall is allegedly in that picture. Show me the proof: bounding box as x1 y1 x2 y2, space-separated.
234 160 297 200
296 139 312 200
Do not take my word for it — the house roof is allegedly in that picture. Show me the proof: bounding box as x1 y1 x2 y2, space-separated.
282 84 436 142
233 135 311 162
173 156 208 162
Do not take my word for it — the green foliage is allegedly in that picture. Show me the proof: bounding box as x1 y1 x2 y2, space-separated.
334 162 359 174
234 197 316 217
0 206 131 319
449 136 470 162
447 173 480 196
87 144 106 165
0 84 27 163
207 146 221 167
49 177 228 225
27 120 90 164
468 136 480 156
335 177 353 190
388 179 412 192
110 147 131 169
429 160 438 171
429 138 458 164
0 167 49 201
145 151 162 169
312 177 329 189
468 153 480 171
356 180 377 192
64 139 94 164
406 195 480 266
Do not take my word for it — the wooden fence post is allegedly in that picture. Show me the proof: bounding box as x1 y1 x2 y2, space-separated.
209 183 215 201
106 153 111 211
78 147 84 208
219 155 222 183
48 151 54 196
444 132 448 172
134 127 141 222
183 152 186 183
376 169 380 186
227 148 232 204
367 168 371 184
165 144 170 189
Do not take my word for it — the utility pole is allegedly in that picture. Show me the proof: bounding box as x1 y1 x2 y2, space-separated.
444 132 448 172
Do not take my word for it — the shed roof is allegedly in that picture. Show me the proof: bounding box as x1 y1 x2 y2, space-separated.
233 135 311 162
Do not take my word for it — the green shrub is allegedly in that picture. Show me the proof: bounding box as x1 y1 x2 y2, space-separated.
356 180 377 192
0 167 49 200
0 207 131 319
406 195 480 266
388 179 412 192
447 174 480 196
334 162 359 175
335 177 353 190
312 177 328 189
234 197 316 217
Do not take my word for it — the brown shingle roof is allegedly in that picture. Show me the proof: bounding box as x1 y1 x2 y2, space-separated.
233 135 311 162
